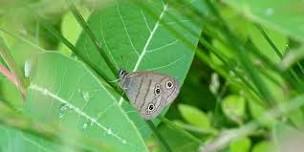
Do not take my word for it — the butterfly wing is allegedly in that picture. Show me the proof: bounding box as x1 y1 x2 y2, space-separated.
119 71 179 120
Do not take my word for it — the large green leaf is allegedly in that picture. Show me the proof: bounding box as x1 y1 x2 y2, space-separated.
224 0 304 41
25 52 148 151
76 0 201 80
75 0 203 138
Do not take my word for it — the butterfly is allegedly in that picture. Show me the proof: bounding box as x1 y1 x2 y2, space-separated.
118 70 180 120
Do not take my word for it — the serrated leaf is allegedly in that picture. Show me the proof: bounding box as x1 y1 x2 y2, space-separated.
25 52 148 152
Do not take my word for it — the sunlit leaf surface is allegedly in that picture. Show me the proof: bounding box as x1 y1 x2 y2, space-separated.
76 0 203 138
25 52 148 151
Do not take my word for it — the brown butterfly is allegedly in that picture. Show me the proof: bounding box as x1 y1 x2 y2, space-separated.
118 70 180 120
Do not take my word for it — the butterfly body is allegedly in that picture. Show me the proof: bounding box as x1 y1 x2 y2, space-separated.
118 70 179 120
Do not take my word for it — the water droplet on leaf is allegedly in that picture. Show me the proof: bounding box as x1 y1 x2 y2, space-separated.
107 129 112 135
82 122 88 129
81 91 90 102
58 103 69 118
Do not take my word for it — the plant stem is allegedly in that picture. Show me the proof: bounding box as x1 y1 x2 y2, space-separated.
135 0 266 102
159 117 203 144
0 64 18 87
170 0 299 95
147 120 173 152
203 0 277 105
256 24 304 83
256 25 283 58
200 94 304 152
0 36 26 98
38 17 128 101
67 0 119 76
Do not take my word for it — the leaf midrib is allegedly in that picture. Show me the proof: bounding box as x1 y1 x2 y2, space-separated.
118 3 169 106
29 52 148 151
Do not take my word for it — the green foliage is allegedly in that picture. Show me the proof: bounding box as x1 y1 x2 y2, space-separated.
74 0 203 140
59 8 90 55
248 100 276 127
25 52 148 151
252 141 273 152
157 123 201 152
222 95 246 124
247 25 287 63
75 0 202 80
229 137 251 152
0 0 304 151
178 104 211 131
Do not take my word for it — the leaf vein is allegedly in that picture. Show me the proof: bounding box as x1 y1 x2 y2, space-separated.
29 84 126 144
141 10 152 32
147 40 178 53
147 55 185 71
116 2 140 57
118 4 169 105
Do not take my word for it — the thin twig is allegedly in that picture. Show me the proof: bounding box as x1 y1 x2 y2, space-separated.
0 64 18 86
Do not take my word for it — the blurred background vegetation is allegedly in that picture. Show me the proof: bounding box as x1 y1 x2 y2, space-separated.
0 0 304 152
